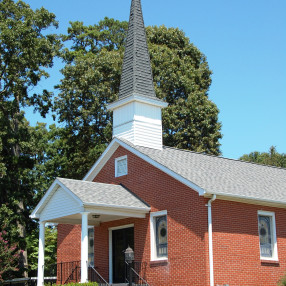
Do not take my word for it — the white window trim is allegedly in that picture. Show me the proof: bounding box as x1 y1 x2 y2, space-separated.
258 210 278 261
115 155 128 177
150 210 168 261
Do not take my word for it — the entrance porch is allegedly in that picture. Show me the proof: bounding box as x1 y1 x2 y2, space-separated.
30 178 150 286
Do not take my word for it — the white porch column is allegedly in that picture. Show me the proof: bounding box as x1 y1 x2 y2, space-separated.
81 212 89 283
37 221 45 286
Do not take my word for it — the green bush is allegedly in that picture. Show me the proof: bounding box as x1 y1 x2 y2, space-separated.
45 283 98 286
278 273 286 286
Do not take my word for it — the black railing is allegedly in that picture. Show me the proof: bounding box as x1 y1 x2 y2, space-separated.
44 263 57 278
88 266 109 286
56 261 81 284
125 261 150 286
0 278 36 286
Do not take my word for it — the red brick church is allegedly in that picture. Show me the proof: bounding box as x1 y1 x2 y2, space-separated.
31 0 286 285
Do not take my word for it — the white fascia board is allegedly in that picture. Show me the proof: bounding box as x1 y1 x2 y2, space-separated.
117 139 206 196
30 178 84 219
204 191 286 208
84 205 148 218
83 202 150 213
107 94 168 111
83 140 120 181
83 137 205 196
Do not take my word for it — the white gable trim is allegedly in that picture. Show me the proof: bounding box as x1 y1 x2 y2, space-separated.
83 141 120 181
83 138 206 196
30 178 83 219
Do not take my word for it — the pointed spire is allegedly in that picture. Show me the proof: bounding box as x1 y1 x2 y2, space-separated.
118 0 156 99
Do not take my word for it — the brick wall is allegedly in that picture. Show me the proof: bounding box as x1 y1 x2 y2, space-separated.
93 146 208 286
212 200 286 286
56 145 286 286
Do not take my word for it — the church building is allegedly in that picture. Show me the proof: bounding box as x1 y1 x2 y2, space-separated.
31 0 286 285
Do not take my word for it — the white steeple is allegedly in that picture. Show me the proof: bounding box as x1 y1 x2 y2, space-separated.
107 0 167 150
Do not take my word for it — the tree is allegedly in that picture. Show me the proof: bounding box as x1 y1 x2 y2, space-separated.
53 18 222 179
148 25 222 153
0 0 60 274
240 146 286 168
26 225 57 277
0 228 20 281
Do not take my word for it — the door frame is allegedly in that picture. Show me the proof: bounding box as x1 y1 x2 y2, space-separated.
108 224 134 284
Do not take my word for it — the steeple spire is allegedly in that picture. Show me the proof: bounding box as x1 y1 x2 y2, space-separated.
119 0 156 99
107 0 167 150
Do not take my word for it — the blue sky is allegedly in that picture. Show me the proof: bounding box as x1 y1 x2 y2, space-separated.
24 0 286 159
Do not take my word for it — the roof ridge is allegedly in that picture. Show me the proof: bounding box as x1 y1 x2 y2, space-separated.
162 146 286 171
57 177 122 185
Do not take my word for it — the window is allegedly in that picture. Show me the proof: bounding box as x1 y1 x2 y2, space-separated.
258 211 278 261
150 210 168 261
115 156 128 177
88 227 94 266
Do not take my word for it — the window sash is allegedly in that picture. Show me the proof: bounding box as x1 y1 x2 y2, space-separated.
257 211 278 261
156 215 168 257
115 156 128 177
258 215 273 258
150 210 168 261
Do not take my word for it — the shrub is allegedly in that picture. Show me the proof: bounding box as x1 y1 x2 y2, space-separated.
0 230 20 281
45 283 98 286
278 273 286 286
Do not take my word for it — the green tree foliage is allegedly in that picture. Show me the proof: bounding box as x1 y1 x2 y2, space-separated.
148 26 222 153
0 0 60 274
54 18 222 179
240 146 286 168
26 226 57 276
0 228 20 281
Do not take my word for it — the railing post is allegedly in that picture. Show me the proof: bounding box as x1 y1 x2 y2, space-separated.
128 262 132 286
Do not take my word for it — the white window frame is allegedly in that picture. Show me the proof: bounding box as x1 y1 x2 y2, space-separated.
150 210 168 261
115 155 128 177
257 210 278 261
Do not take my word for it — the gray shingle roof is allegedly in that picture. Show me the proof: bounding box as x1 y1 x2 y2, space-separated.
119 139 286 204
57 178 149 210
118 0 156 99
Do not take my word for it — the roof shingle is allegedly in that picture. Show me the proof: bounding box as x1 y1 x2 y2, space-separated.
119 138 286 204
57 178 149 210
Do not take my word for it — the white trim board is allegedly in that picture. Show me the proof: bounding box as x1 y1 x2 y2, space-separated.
83 138 205 196
108 224 134 284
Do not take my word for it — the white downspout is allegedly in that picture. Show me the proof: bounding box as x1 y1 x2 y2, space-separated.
207 194 216 286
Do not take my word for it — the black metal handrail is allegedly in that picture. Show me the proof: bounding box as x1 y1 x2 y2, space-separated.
125 261 150 286
56 261 81 284
64 264 81 284
88 266 110 286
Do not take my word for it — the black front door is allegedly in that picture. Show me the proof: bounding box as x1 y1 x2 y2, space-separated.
112 227 134 283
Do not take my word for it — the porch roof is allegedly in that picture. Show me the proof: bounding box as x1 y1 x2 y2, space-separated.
56 178 149 209
31 178 150 223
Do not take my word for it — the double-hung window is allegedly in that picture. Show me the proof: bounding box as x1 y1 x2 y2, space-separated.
258 211 278 261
